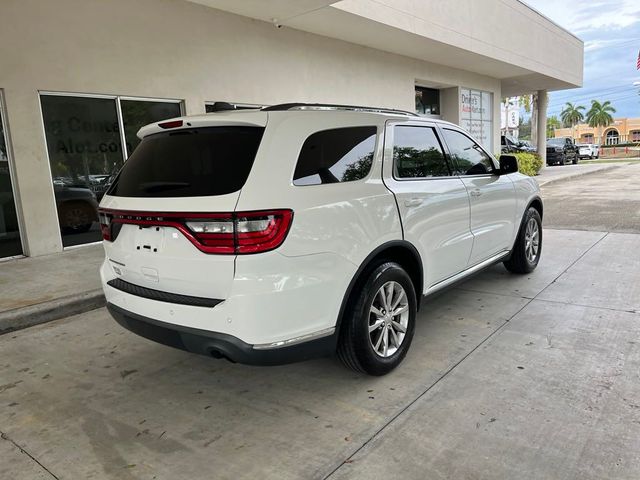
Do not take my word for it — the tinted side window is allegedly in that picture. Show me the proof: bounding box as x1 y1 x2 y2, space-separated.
293 127 376 185
393 126 449 178
443 129 496 175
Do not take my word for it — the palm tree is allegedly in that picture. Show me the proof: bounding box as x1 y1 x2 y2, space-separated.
586 100 616 128
560 102 585 130
546 115 562 138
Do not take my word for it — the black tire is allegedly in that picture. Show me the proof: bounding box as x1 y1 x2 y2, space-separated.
572 156 578 164
504 207 542 274
337 262 417 376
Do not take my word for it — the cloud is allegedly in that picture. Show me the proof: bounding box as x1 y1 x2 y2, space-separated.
524 0 640 34
522 1 640 119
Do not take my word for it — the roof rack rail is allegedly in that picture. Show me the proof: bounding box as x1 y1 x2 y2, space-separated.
261 103 419 117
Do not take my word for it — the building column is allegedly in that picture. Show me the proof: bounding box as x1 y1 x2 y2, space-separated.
537 90 548 168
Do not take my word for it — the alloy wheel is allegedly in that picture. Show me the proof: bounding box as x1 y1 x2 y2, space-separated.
524 217 540 263
368 281 409 357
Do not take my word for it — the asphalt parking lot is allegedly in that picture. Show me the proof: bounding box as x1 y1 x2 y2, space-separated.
2 225 640 479
541 163 640 233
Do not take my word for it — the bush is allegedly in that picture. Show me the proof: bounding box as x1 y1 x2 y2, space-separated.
499 152 543 176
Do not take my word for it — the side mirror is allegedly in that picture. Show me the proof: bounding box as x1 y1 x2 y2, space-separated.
499 155 518 175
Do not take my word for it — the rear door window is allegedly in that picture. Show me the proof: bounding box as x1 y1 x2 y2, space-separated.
293 127 377 185
107 126 264 197
393 126 450 178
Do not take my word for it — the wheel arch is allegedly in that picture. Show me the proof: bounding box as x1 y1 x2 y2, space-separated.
528 196 543 219
334 240 423 337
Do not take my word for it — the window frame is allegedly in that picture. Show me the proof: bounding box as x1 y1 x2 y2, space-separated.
291 125 379 187
439 126 499 177
38 91 184 249
388 123 452 181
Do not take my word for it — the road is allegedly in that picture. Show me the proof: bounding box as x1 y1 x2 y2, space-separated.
541 163 640 233
2 229 640 480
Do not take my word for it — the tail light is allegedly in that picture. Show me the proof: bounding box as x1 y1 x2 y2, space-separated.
98 209 293 255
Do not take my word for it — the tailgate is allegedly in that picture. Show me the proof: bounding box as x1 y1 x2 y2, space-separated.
99 123 265 300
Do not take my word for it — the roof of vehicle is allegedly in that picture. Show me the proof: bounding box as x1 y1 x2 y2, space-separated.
136 103 460 139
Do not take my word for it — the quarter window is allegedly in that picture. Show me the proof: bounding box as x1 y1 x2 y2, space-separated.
393 126 449 178
293 127 376 185
443 129 496 175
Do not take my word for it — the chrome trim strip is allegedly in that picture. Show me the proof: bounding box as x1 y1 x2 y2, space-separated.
252 327 336 350
426 250 510 296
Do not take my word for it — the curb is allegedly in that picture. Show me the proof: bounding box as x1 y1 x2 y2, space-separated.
0 289 106 335
536 164 620 187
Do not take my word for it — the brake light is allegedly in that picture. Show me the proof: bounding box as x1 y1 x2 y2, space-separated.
98 209 293 255
158 120 183 129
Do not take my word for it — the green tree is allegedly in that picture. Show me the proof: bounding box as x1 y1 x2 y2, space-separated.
546 115 562 138
586 100 616 128
559 102 585 128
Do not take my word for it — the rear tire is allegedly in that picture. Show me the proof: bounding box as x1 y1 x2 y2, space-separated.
337 262 417 376
504 207 542 274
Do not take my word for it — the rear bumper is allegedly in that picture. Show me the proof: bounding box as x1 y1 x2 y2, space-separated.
107 302 336 365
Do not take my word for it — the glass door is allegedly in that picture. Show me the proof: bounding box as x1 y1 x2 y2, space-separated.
0 91 23 258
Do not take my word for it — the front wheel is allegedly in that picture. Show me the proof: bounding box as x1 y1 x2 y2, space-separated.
504 207 542 274
337 262 417 376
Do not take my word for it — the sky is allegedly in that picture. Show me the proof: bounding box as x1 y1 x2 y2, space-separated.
523 0 640 120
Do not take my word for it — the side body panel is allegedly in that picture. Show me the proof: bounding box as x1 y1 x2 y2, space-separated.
381 120 473 291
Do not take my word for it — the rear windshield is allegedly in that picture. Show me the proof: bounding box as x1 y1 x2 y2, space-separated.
107 126 264 197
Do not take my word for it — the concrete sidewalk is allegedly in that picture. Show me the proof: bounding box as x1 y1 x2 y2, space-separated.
0 245 105 333
535 163 620 186
2 229 639 480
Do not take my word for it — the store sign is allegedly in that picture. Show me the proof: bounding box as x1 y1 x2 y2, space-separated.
460 88 493 151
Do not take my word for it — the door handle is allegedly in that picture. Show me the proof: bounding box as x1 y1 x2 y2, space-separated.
404 198 423 207
469 189 482 197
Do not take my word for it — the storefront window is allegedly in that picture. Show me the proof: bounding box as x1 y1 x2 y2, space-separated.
415 87 440 116
40 94 182 247
121 100 181 155
459 88 493 152
0 95 22 258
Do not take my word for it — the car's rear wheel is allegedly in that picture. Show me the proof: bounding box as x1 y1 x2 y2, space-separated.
337 262 417 375
504 207 542 274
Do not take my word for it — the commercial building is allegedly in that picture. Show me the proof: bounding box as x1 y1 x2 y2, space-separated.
0 0 583 259
554 118 640 145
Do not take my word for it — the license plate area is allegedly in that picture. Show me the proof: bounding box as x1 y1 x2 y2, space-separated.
135 225 165 254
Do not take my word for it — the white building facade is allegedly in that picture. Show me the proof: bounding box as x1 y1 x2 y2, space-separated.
0 0 583 259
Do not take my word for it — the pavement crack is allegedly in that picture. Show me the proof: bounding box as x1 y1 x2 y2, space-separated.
0 430 60 480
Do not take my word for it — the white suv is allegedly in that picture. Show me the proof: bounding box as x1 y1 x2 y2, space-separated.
99 103 543 375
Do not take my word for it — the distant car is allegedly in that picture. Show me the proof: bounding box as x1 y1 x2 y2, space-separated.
518 140 536 153
577 143 599 160
501 135 536 154
546 137 578 165
54 184 99 233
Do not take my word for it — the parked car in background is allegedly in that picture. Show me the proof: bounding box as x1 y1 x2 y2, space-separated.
546 137 578 165
577 143 599 160
501 135 536 154
54 184 99 233
99 103 543 375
